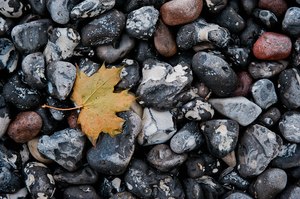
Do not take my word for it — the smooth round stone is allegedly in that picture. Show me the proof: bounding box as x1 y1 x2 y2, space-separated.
46 61 76 100
96 34 135 64
3 75 41 110
64 185 100 199
126 6 159 40
279 111 300 143
170 122 204 154
248 60 288 79
200 119 239 158
115 59 140 90
249 168 287 199
278 68 300 109
204 0 227 13
232 71 253 97
282 7 300 37
258 0 287 16
258 107 281 127
28 0 46 16
154 20 177 57
225 46 251 68
22 52 46 89
238 124 282 178
38 128 86 171
160 0 203 26
71 0 115 19
253 9 278 28
251 79 277 109
0 38 19 73
11 19 51 54
0 0 29 18
279 185 300 199
196 176 225 198
47 0 70 24
192 52 237 97
272 143 300 169
253 32 292 60
43 27 81 63
147 144 187 172
7 111 42 143
28 137 53 164
98 176 125 198
23 162 56 199
219 167 250 190
81 9 125 46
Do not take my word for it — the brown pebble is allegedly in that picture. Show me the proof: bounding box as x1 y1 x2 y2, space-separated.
7 111 42 143
154 20 177 57
253 32 292 61
67 110 78 129
232 71 253 97
160 0 203 26
258 0 288 16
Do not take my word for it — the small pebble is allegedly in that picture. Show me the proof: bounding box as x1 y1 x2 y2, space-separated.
232 71 253 97
251 78 277 109
46 0 70 24
181 97 214 121
253 9 278 28
279 185 300 199
115 59 140 90
282 7 300 37
78 58 101 77
258 0 288 16
28 137 53 164
109 191 137 199
223 191 253 199
258 107 281 127
64 185 101 199
279 111 300 143
225 46 251 68
240 18 264 48
204 0 227 13
0 38 19 73
28 0 46 16
248 60 288 79
0 0 29 18
0 166 22 193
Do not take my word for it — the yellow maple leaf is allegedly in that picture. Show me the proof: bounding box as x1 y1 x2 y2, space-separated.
71 64 135 146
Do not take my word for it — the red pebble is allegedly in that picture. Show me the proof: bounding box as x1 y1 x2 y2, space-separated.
258 0 288 16
253 32 292 61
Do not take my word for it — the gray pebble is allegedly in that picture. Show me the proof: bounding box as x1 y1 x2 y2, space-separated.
251 79 277 109
115 59 140 91
126 6 159 40
248 60 288 79
78 57 101 77
225 46 251 68
223 191 253 199
0 0 29 18
272 143 300 169
46 96 67 121
279 111 300 143
0 166 22 193
240 19 264 48
204 0 227 13
279 185 300 199
209 96 262 126
181 97 214 121
46 61 76 100
258 107 281 127
0 38 18 73
28 0 46 16
38 128 86 171
282 7 300 37
219 167 250 190
47 0 70 24
63 185 101 199
0 16 9 36
253 9 278 28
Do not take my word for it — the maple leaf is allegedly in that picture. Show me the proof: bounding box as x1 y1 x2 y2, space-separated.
71 64 135 146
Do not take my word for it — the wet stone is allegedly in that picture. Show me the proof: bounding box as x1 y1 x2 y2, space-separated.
192 52 237 97
0 0 29 18
21 52 46 89
23 162 56 199
11 19 51 54
249 168 287 199
160 0 203 26
46 0 71 24
136 59 193 110
282 7 300 37
138 108 176 146
232 71 253 97
7 111 42 143
96 34 135 64
64 185 100 199
71 0 115 19
153 174 185 199
0 38 19 73
219 167 250 190
279 111 300 143
46 61 76 100
200 119 239 158
238 124 282 178
258 107 281 127
225 46 251 68
38 128 86 171
28 0 47 16
204 0 227 13
115 59 140 91
46 96 67 121
253 9 278 28
147 144 187 172
248 60 288 79
258 0 288 16
81 9 125 46
78 58 101 77
126 6 159 40
209 96 262 126
181 97 214 121
3 75 41 110
293 38 300 67
170 122 204 154
251 79 277 109
87 111 141 175
43 27 81 63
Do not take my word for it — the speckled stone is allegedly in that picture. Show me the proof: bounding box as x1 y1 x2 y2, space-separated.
282 7 300 37
0 38 19 73
279 111 300 143
46 0 70 24
251 79 277 109
248 60 288 79
181 97 214 121
0 0 29 18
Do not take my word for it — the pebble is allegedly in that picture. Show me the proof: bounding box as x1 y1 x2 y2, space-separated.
46 61 76 100
0 16 9 36
81 9 125 46
136 59 193 110
7 111 42 143
23 162 56 199
71 0 115 19
204 0 227 13
154 20 177 57
279 111 300 143
11 19 51 54
109 191 137 199
98 176 125 197
3 75 41 110
232 71 253 97
258 107 281 127
252 32 292 60
138 108 176 146
248 60 288 79
46 96 67 121
223 191 253 199
249 168 287 199
160 0 203 26
0 96 11 138
237 124 282 177
21 52 46 89
35 107 59 135
279 185 300 199
78 57 101 77
170 122 204 154
96 34 135 64
225 46 251 68
177 19 231 50
183 178 204 199
181 97 214 121
28 0 46 16
27 137 53 164
253 9 278 28
0 166 22 193
38 128 86 171
63 185 101 199
3 187 29 199
115 59 140 90
0 38 19 73
222 151 237 167
87 111 141 175
219 167 250 190
258 0 287 16
200 119 239 158
240 18 264 48
43 27 81 63
282 7 300 37
0 0 29 18
192 52 237 97
251 79 277 109
134 40 157 63
278 68 300 109
126 6 159 40
54 166 98 185
209 96 262 126
47 0 71 24
272 143 300 169
196 176 225 198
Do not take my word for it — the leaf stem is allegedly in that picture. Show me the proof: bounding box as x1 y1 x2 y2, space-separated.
42 104 83 111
